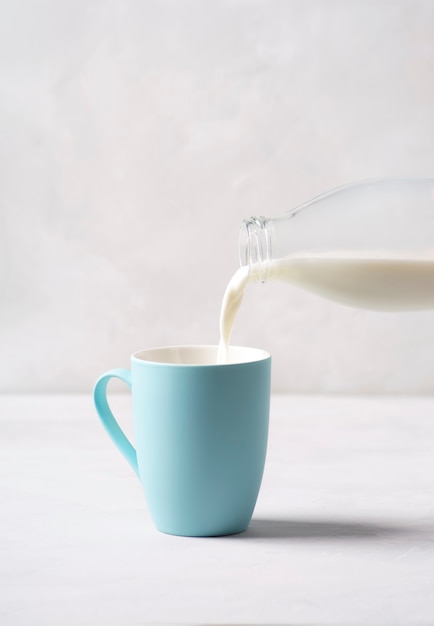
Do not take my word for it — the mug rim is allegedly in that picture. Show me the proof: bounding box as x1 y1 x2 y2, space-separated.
132 344 271 367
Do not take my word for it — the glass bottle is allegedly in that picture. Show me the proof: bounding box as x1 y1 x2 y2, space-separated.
239 178 434 311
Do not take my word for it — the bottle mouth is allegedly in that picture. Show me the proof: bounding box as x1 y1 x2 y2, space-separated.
239 216 270 280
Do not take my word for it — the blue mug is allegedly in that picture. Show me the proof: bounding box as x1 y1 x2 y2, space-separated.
93 345 271 536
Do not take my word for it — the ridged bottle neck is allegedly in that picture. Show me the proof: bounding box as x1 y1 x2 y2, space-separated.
239 216 272 281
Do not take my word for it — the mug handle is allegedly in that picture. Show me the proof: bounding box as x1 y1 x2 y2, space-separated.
93 368 139 477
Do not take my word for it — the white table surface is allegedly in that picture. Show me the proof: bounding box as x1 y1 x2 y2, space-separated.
1 394 434 626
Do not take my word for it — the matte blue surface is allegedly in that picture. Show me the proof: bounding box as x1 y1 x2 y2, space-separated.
93 348 271 536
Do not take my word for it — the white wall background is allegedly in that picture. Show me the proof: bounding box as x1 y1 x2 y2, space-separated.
1 0 434 393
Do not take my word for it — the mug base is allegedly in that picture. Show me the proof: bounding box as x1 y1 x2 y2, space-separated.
155 523 250 538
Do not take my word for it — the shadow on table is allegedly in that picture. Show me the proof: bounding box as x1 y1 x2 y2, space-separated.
239 517 428 541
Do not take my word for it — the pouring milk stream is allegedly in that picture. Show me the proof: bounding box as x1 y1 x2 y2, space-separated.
217 179 434 363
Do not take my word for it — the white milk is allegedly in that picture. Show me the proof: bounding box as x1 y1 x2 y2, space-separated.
217 265 250 364
217 253 434 363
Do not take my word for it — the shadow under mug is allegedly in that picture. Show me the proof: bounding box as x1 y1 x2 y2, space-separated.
93 345 271 537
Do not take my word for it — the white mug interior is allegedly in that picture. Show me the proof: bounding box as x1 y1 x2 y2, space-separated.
133 345 270 366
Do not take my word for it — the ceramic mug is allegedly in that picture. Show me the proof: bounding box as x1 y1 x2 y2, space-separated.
93 345 271 537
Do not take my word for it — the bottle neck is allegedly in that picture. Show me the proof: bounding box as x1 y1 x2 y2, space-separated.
239 216 272 281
